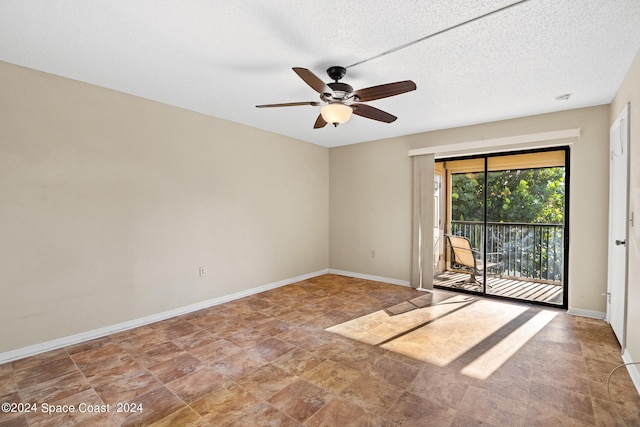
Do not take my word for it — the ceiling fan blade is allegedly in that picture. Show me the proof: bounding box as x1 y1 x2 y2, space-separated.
313 114 328 129
256 101 322 108
293 67 332 95
353 80 416 102
351 104 397 123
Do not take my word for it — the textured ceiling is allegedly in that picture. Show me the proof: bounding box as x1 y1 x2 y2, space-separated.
1 0 640 148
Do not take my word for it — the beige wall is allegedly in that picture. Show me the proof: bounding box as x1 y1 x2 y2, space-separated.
0 62 329 353
330 105 611 314
611 51 640 367
1 54 628 356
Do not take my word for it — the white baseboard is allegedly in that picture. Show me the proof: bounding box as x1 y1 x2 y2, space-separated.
567 308 606 319
622 349 640 396
328 269 411 287
0 269 329 364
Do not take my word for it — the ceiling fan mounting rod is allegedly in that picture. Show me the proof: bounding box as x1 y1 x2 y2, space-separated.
346 0 531 69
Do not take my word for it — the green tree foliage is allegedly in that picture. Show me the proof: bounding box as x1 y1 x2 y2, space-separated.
451 167 565 224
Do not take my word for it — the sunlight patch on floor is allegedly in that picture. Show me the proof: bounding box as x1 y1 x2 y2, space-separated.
326 295 554 377
460 309 557 379
326 294 473 346
380 299 528 367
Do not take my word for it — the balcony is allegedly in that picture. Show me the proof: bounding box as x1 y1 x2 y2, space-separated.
435 220 565 305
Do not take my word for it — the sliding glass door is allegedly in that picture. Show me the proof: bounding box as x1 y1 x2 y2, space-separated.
433 148 568 308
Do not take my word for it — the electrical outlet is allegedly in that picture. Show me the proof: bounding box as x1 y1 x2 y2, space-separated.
199 266 206 277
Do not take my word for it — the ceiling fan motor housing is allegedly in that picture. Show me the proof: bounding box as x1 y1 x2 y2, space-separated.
326 65 347 81
323 82 355 103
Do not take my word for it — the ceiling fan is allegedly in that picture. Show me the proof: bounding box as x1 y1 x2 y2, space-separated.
256 66 416 128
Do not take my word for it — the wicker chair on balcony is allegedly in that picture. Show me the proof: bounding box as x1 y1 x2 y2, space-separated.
445 234 504 288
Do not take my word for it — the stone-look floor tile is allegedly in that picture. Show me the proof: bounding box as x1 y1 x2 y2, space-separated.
312 310 354 328
4 275 638 426
382 346 427 368
0 393 28 427
171 329 217 351
272 347 323 376
189 312 229 329
25 388 104 427
530 358 591 395
165 367 227 405
277 310 320 327
453 385 527 426
94 369 163 405
264 305 300 319
19 370 91 404
146 315 186 330
72 412 121 426
10 348 69 372
585 357 620 384
153 321 202 341
330 345 382 371
0 369 17 397
302 359 363 394
236 363 297 400
305 397 391 427
581 339 623 363
70 342 123 365
117 331 173 357
528 381 595 425
135 342 186 368
591 397 628 427
110 386 186 427
14 356 79 389
471 370 531 404
585 358 636 403
65 336 114 355
367 356 420 390
276 326 317 346
524 400 594 426
384 391 457 427
407 366 473 409
187 338 242 364
245 296 276 311
74 349 142 389
339 374 403 416
268 378 332 423
254 319 292 336
225 401 301 427
0 396 20 427
609 396 640 426
0 413 29 427
208 350 267 379
147 352 204 384
244 337 295 362
148 406 207 427
302 339 353 361
241 311 272 327
227 327 271 348
193 381 262 425
109 325 155 342
0 363 11 377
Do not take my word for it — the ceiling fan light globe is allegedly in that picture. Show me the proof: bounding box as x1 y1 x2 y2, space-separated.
321 103 352 126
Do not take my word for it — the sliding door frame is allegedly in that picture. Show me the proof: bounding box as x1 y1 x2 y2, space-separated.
436 146 570 309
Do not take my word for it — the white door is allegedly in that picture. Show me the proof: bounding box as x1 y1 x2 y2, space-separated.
607 104 629 347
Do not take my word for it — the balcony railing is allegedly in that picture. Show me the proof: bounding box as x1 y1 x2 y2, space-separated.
450 221 564 284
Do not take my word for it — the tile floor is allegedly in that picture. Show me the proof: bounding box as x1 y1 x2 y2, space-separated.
1 274 639 426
